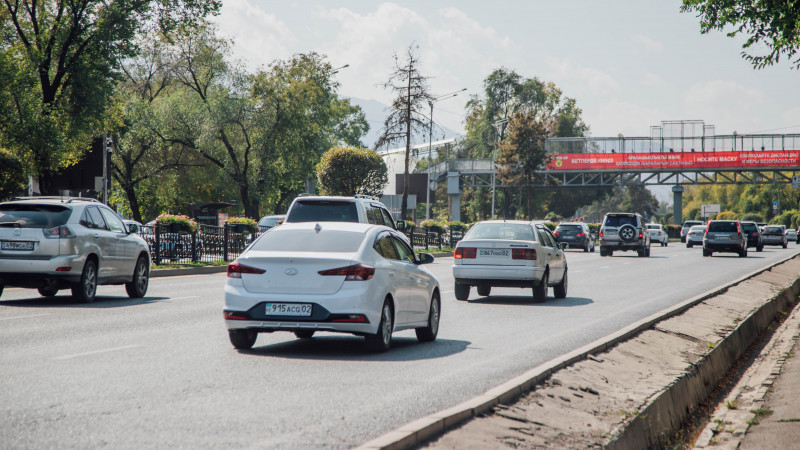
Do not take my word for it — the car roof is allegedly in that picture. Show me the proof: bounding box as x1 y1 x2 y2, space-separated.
272 221 384 233
3 196 103 205
476 220 537 225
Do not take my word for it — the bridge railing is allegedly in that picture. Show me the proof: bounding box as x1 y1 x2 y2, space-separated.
546 133 800 154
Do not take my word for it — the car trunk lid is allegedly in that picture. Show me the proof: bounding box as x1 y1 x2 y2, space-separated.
238 251 355 294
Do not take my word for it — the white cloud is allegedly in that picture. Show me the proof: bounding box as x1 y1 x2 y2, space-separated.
682 81 765 133
547 58 620 96
634 35 663 53
642 73 663 87
211 0 295 69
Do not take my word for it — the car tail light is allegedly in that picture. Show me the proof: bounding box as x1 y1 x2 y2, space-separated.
223 310 248 320
332 314 367 323
318 264 375 281
512 248 536 260
454 247 477 259
576 232 584 237
553 232 560 237
43 225 74 239
599 231 604 238
227 261 266 278
639 231 643 238
737 223 743 235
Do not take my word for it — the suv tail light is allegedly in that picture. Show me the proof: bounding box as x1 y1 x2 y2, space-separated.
454 247 477 259
227 261 266 278
43 225 75 239
553 232 560 237
512 248 536 260
576 232 584 237
318 264 374 281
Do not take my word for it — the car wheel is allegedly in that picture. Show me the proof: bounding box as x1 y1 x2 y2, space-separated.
645 246 651 257
477 286 491 297
415 292 440 342
619 224 636 242
583 242 589 253
590 243 595 253
71 260 97 303
533 271 548 303
757 245 763 252
665 240 668 247
38 285 59 297
454 282 470 301
687 243 693 248
703 248 711 257
783 242 788 249
739 248 748 258
228 329 257 349
554 268 568 299
638 247 646 257
366 300 393 352
294 330 315 339
599 247 606 257
0 285 3 299
125 256 149 298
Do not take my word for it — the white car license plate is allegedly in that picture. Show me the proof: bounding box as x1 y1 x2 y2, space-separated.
1 241 34 250
479 249 509 257
265 303 312 316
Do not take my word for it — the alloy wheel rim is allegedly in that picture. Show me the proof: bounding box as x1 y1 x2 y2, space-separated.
136 261 147 291
430 298 440 334
381 305 391 344
85 265 96 295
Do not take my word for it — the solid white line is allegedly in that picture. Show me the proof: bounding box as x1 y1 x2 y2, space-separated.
54 345 142 360
0 313 52 321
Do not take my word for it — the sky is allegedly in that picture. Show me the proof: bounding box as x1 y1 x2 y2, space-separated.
212 0 800 141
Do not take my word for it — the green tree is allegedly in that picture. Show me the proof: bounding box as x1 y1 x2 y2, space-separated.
682 0 800 69
495 112 548 218
0 0 220 194
317 147 388 197
375 44 432 220
0 149 26 200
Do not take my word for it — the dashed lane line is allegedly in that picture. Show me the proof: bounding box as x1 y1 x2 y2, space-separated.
54 345 142 360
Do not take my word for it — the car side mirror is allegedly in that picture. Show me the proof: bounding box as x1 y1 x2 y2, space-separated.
396 221 406 231
128 224 138 234
416 252 434 264
559 242 568 250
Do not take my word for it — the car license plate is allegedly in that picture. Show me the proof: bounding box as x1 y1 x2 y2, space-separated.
265 303 312 316
479 249 509 257
1 241 34 251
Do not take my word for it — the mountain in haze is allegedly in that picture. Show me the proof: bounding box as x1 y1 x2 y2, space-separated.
347 97 461 150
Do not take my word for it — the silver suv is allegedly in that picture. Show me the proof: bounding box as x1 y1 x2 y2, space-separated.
284 194 405 231
0 197 151 302
703 220 747 257
599 212 651 257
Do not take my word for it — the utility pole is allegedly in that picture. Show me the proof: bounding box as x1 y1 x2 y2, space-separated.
426 88 466 221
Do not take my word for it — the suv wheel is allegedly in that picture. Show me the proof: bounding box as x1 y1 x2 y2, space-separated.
619 224 637 242
125 256 149 298
72 260 97 303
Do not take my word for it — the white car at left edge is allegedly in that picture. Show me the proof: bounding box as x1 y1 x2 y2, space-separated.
223 222 440 352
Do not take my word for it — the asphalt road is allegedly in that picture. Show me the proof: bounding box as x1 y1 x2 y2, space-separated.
1 242 798 449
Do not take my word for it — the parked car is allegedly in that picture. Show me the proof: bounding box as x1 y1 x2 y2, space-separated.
761 225 788 248
646 223 669 247
740 221 763 252
703 220 747 257
686 225 706 248
796 226 800 244
284 195 404 231
257 214 285 231
451 220 567 303
680 220 705 243
786 228 797 244
553 222 594 252
598 212 651 257
0 197 150 302
223 222 438 352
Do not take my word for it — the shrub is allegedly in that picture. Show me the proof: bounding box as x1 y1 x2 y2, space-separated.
226 217 258 233
420 219 445 234
156 213 199 233
716 210 738 220
741 213 765 223
665 224 681 239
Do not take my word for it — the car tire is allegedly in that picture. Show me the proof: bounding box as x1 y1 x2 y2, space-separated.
294 330 315 339
38 286 59 297
739 248 748 258
554 268 567 299
583 242 589 253
366 300 393 352
71 260 97 303
415 292 440 342
703 248 711 257
533 271 548 303
477 286 491 296
783 242 788 249
0 285 3 299
590 243 595 253
638 247 646 257
619 224 636 242
757 245 763 252
687 242 693 248
454 283 470 301
228 329 257 349
125 256 149 298
645 246 651 257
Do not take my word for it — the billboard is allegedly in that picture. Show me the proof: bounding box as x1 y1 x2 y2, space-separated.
546 150 800 171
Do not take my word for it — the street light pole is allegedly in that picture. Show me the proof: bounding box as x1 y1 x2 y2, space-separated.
426 88 466 221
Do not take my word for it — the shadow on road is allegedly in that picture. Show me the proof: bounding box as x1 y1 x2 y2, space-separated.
0 294 171 308
238 336 471 361
468 296 593 307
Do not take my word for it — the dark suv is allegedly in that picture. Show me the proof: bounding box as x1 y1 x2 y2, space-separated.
553 222 595 252
599 212 651 257
740 221 763 252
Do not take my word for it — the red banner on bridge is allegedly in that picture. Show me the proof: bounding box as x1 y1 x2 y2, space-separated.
547 150 800 171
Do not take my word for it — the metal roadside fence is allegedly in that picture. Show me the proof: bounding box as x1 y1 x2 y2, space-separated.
140 223 264 265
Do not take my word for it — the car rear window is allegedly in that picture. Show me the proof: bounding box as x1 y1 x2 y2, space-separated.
0 204 72 228
465 223 535 241
249 228 364 252
683 221 703 229
763 226 783 235
286 200 358 223
556 224 582 232
741 223 757 232
603 215 637 227
708 222 738 232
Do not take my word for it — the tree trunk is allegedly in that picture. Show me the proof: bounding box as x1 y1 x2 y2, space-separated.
37 170 58 195
123 184 142 223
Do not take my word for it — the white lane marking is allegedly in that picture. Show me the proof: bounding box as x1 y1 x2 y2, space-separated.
0 313 52 321
54 345 142 360
573 270 585 273
600 266 610 269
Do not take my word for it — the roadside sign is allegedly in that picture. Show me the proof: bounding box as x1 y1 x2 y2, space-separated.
793 175 800 188
701 204 720 218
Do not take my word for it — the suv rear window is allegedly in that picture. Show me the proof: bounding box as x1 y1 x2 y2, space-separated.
555 224 583 232
286 200 358 223
763 226 783 235
603 215 637 227
741 223 757 232
0 204 72 228
708 221 738 232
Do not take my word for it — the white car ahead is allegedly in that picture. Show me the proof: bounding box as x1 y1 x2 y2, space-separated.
451 220 567 303
223 222 439 352
646 224 669 247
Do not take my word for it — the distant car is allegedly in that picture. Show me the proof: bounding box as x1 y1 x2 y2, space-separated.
257 214 285 231
0 197 150 302
223 222 438 352
740 221 763 252
680 220 705 243
284 195 403 231
598 212 651 257
553 222 595 252
703 220 747 257
761 225 788 248
686 225 706 248
785 229 797 244
451 220 567 303
646 224 669 246
796 227 800 244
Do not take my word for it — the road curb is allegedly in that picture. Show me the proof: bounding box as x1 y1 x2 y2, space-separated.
149 265 227 278
357 252 800 450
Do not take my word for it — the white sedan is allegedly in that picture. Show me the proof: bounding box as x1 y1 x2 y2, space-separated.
451 220 568 303
223 222 440 352
646 224 669 246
